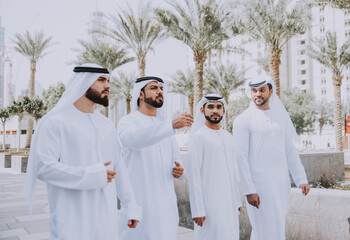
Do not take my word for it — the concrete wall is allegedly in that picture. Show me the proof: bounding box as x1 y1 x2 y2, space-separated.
176 151 349 239
299 152 344 184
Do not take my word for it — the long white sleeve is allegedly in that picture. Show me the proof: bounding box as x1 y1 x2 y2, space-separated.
187 135 206 218
114 138 141 221
285 131 308 187
36 119 107 190
171 136 184 180
117 114 174 150
233 116 257 195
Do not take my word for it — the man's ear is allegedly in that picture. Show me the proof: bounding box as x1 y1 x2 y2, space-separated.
139 91 144 101
223 107 226 115
200 107 204 114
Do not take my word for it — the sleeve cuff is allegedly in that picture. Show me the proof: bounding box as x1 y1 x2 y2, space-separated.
191 210 206 218
126 203 142 221
87 162 107 187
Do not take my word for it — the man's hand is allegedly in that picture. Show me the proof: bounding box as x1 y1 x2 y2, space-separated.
104 161 116 183
299 184 310 195
247 193 260 209
193 216 205 227
172 113 194 129
172 161 184 178
128 219 139 228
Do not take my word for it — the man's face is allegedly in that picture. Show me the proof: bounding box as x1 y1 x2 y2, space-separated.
251 84 272 107
85 75 110 107
140 81 164 108
201 101 225 124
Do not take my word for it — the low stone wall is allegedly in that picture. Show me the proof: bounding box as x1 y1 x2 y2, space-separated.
176 151 349 239
299 151 344 184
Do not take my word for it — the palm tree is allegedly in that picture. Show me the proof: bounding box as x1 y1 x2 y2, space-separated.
307 31 350 151
111 72 136 114
204 64 245 130
315 101 333 135
103 4 166 77
73 40 134 117
8 98 26 152
74 40 134 72
317 0 350 9
0 108 11 150
156 0 233 106
13 31 53 147
238 0 311 96
108 89 122 128
169 69 195 115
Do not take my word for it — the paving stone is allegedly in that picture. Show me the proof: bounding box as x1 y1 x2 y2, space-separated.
0 225 8 231
0 229 28 238
19 232 49 240
15 214 49 223
7 220 49 231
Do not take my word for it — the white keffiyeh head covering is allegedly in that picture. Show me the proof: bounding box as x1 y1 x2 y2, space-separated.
245 76 299 142
130 76 166 119
24 63 110 212
190 93 227 136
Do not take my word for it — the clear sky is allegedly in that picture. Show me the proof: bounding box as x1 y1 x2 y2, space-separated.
0 0 190 99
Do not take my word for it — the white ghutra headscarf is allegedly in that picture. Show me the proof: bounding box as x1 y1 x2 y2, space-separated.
130 76 166 119
24 63 110 212
245 76 299 143
190 94 227 136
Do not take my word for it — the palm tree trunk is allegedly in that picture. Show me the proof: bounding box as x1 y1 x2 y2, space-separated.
25 61 36 148
333 75 343 151
188 96 194 115
224 97 229 130
126 98 131 114
194 54 207 109
17 116 22 152
25 117 34 148
114 103 118 128
29 61 36 97
104 107 109 118
319 120 323 135
138 55 146 77
268 50 282 97
2 121 5 150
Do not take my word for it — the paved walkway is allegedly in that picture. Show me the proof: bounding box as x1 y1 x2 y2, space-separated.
0 173 194 240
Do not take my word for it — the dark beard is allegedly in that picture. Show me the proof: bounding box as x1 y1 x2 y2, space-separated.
144 94 163 108
205 115 223 124
253 97 268 107
85 87 109 107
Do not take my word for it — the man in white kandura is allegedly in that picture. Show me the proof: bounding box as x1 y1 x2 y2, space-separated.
24 64 141 240
233 77 310 240
117 76 193 240
188 94 242 240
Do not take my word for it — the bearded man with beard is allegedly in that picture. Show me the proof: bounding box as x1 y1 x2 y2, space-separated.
233 77 309 240
24 64 140 240
187 94 242 240
117 76 194 240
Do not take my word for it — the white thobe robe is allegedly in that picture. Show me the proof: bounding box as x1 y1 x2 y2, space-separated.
188 125 242 240
34 105 140 240
233 107 307 240
117 111 180 240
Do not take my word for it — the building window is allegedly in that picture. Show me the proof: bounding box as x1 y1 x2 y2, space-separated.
301 80 306 85
21 130 27 135
301 70 306 75
321 89 327 95
300 40 306 45
301 60 306 65
302 89 307 93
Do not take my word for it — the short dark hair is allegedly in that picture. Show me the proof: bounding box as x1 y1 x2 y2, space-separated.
267 83 272 90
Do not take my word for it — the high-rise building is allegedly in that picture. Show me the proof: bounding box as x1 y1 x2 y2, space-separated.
0 17 5 107
88 11 107 42
209 4 350 106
